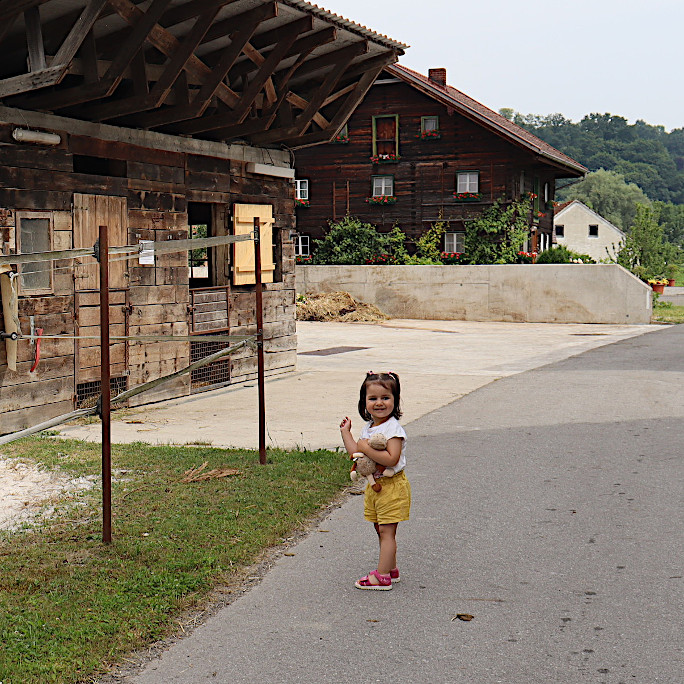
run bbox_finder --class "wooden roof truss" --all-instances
[0,0,404,147]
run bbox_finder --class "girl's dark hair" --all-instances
[358,372,402,421]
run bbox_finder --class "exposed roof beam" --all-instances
[80,3,221,121]
[0,0,50,23]
[24,6,46,71]
[130,3,277,128]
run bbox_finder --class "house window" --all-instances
[372,175,394,197]
[533,177,540,213]
[456,171,479,193]
[16,212,53,294]
[555,225,565,238]
[372,114,399,158]
[421,116,439,133]
[295,179,309,201]
[293,234,310,257]
[445,232,465,253]
[588,224,599,238]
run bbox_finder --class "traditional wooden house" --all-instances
[293,63,586,257]
[0,0,405,434]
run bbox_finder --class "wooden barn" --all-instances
[293,63,586,256]
[0,0,405,434]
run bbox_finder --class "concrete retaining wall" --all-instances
[296,264,652,324]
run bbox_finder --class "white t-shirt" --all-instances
[360,417,407,475]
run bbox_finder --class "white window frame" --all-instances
[372,176,394,197]
[293,233,310,256]
[456,171,479,193]
[16,211,54,295]
[421,116,439,133]
[444,232,465,253]
[295,179,309,200]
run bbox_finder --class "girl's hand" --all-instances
[339,416,352,432]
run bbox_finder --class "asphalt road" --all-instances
[123,324,683,684]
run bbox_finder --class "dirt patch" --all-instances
[296,291,389,322]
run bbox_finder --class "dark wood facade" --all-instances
[0,0,404,434]
[293,65,586,254]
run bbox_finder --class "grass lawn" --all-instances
[652,301,684,324]
[0,438,349,684]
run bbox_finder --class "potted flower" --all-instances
[365,195,397,205]
[366,253,398,265]
[295,254,312,264]
[295,198,310,208]
[440,251,465,265]
[453,191,482,202]
[665,263,678,287]
[334,133,349,144]
[370,153,400,163]
[417,129,441,140]
[647,277,668,294]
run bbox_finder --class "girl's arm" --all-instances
[339,416,359,457]
[357,436,402,468]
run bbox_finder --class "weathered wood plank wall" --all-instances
[0,121,296,433]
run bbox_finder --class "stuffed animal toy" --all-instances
[350,433,396,492]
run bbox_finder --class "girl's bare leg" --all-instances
[371,522,397,579]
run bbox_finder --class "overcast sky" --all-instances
[328,0,683,131]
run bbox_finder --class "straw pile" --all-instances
[296,291,389,322]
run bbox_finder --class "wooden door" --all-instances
[72,195,129,400]
[73,194,128,291]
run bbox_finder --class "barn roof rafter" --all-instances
[0,0,406,146]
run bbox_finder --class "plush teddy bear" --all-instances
[350,432,396,492]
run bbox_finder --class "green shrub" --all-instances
[311,216,389,264]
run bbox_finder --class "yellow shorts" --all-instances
[364,470,411,524]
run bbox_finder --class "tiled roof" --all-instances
[282,1,409,50]
[385,63,586,176]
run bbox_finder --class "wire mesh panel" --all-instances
[76,376,128,408]
[190,338,231,393]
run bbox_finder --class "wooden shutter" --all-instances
[232,204,275,285]
[73,194,128,290]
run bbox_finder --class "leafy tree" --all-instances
[406,217,446,264]
[559,169,649,231]
[616,204,678,279]
[463,196,531,264]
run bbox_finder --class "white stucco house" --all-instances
[553,200,625,261]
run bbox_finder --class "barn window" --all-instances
[16,212,53,294]
[588,224,599,238]
[456,171,479,193]
[372,115,399,159]
[445,232,465,253]
[295,179,309,200]
[372,175,394,197]
[555,224,565,238]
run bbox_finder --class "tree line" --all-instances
[499,110,684,246]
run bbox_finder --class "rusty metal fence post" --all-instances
[98,225,112,543]
[253,217,267,465]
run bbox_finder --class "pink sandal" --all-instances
[355,570,392,590]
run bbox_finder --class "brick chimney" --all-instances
[428,68,447,86]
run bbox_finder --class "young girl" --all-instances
[340,371,411,590]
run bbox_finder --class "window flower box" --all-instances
[440,251,465,265]
[365,195,397,205]
[370,153,400,163]
[334,134,349,144]
[295,198,310,208]
[453,192,482,202]
[366,253,398,265]
[417,130,441,140]
[296,255,312,264]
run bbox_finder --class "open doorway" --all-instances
[188,202,212,289]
